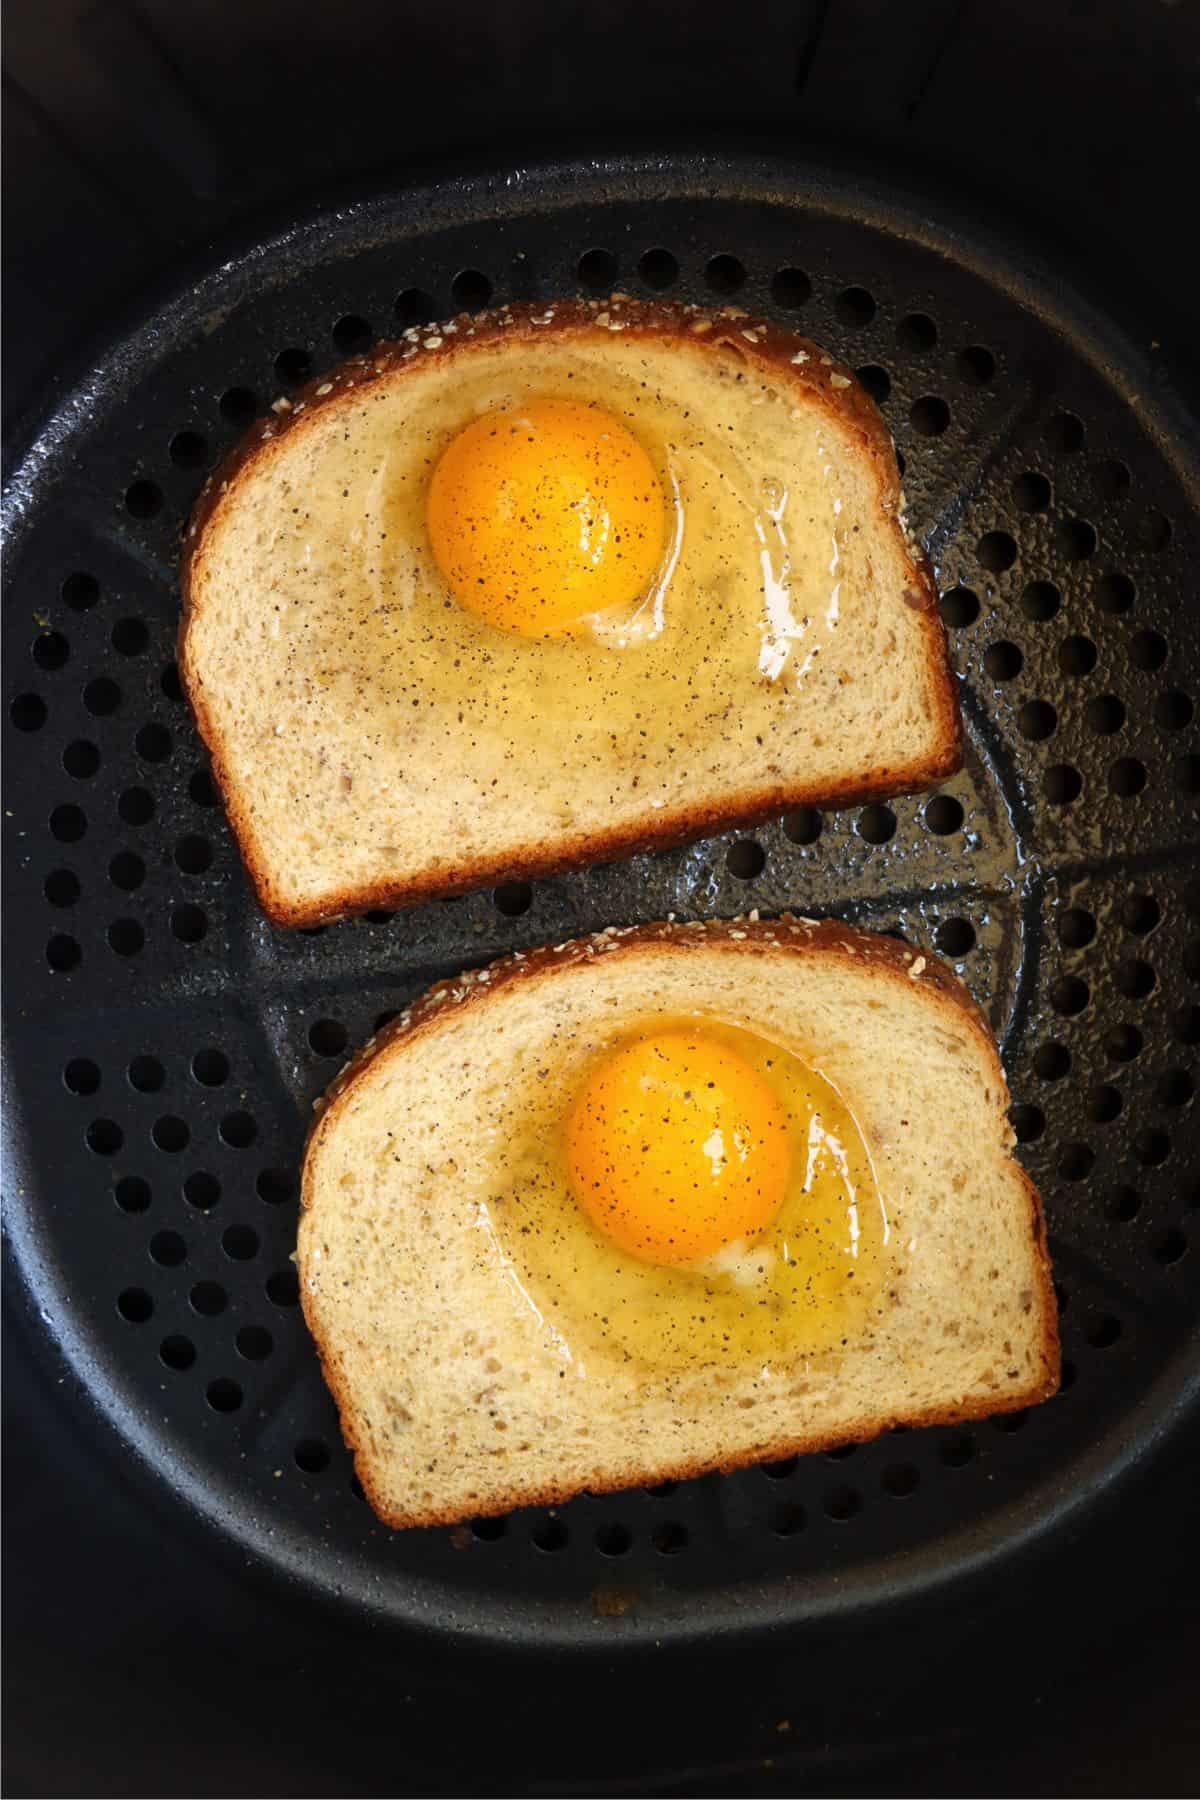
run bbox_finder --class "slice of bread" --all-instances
[298,918,1057,1528]
[181,297,960,926]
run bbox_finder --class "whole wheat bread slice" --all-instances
[181,297,960,926]
[298,918,1057,1528]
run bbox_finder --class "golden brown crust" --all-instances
[299,917,1059,1528]
[179,296,962,928]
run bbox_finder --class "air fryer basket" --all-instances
[4,153,1198,1647]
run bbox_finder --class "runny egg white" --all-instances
[481,1018,890,1375]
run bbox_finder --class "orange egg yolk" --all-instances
[426,399,666,636]
[564,1030,791,1266]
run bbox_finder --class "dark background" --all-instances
[5,1,1200,1794]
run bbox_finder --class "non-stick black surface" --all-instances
[4,154,1199,1647]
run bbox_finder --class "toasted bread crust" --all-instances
[300,917,1058,1529]
[180,297,961,928]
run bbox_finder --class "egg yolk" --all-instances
[564,1030,791,1265]
[425,399,666,636]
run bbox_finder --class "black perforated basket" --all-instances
[4,151,1199,1649]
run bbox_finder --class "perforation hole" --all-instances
[1131,630,1168,672]
[1021,581,1060,622]
[46,933,81,972]
[856,365,890,404]
[394,288,435,328]
[1136,509,1172,551]
[256,1168,295,1206]
[450,269,492,312]
[824,1485,862,1522]
[189,769,219,807]
[1134,1128,1170,1166]
[1154,1229,1187,1265]
[1059,635,1097,678]
[924,794,963,835]
[783,807,822,845]
[1097,572,1135,614]
[1109,757,1147,798]
[118,787,154,826]
[1051,975,1089,1016]
[266,1267,299,1306]
[159,1335,195,1371]
[219,387,257,426]
[1035,1043,1071,1081]
[32,630,69,671]
[1156,1069,1194,1108]
[160,664,183,703]
[152,1116,188,1153]
[957,345,994,383]
[124,480,163,519]
[770,1501,806,1536]
[1085,694,1125,736]
[169,431,207,469]
[128,1055,164,1093]
[62,572,99,610]
[939,586,978,628]
[114,1176,150,1214]
[118,1288,153,1324]
[638,248,678,289]
[835,286,875,327]
[595,1523,632,1557]
[651,1521,688,1554]
[294,1439,331,1474]
[940,1433,975,1467]
[910,396,949,436]
[331,314,372,352]
[882,1463,919,1498]
[1047,412,1084,454]
[1156,689,1193,731]
[1058,1143,1094,1181]
[82,677,120,717]
[1121,894,1160,936]
[1172,1006,1200,1045]
[184,1171,220,1211]
[149,1230,186,1267]
[220,1111,256,1148]
[206,1378,243,1413]
[1044,764,1083,805]
[11,694,46,731]
[533,1518,569,1553]
[977,531,1017,573]
[1087,1315,1122,1348]
[172,905,208,944]
[274,347,312,384]
[1057,908,1096,949]
[1010,1103,1045,1143]
[49,804,86,845]
[704,253,745,293]
[189,1280,226,1316]
[45,870,80,907]
[1018,700,1056,741]
[494,881,532,916]
[236,1326,272,1360]
[727,839,765,879]
[857,805,895,845]
[896,313,936,353]
[1115,958,1155,1000]
[985,641,1023,681]
[577,249,617,291]
[1110,1186,1141,1222]
[191,1048,229,1087]
[1104,1023,1143,1062]
[175,834,212,874]
[936,918,975,958]
[1012,472,1051,512]
[108,919,144,957]
[770,267,811,309]
[763,1456,798,1479]
[135,723,171,763]
[1173,755,1200,794]
[309,1019,348,1057]
[1088,1084,1122,1123]
[62,1058,99,1097]
[1091,459,1130,501]
[222,1224,259,1261]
